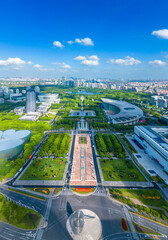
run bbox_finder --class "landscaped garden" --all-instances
[121,218,128,231]
[0,193,41,229]
[109,189,168,223]
[100,158,146,181]
[28,187,52,195]
[71,188,95,194]
[54,188,62,195]
[20,158,66,180]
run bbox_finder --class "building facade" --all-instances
[134,126,168,172]
[101,98,143,125]
[26,88,36,113]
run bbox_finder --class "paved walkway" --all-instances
[103,181,153,187]
[70,133,97,186]
[13,180,64,186]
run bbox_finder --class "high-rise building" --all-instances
[0,88,3,97]
[26,88,36,113]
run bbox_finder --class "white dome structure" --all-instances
[0,130,31,160]
[101,98,143,125]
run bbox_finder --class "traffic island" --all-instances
[66,209,102,240]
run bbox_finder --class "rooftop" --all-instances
[136,126,168,152]
[101,98,143,123]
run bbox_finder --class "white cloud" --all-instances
[152,29,168,39]
[53,41,64,48]
[81,59,99,66]
[148,60,167,66]
[74,56,86,61]
[28,61,32,65]
[108,56,141,66]
[75,37,94,46]
[34,64,51,71]
[89,55,99,61]
[67,40,73,45]
[62,64,71,69]
[75,55,100,66]
[52,62,65,65]
[0,57,26,66]
[34,64,42,68]
[52,62,71,69]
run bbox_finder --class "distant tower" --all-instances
[16,88,19,94]
[26,88,36,113]
[0,88,3,97]
[62,76,65,85]
[34,86,40,93]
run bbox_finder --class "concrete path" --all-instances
[13,180,64,186]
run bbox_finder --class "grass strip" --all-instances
[133,222,161,235]
[8,188,46,201]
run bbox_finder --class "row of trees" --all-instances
[95,133,126,158]
[39,133,71,157]
[108,134,126,158]
[53,118,75,130]
[91,121,109,129]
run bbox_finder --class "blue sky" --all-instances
[0,0,168,79]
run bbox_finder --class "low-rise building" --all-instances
[14,106,25,115]
[38,93,59,103]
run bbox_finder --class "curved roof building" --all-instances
[101,98,143,125]
[0,130,31,160]
[38,93,59,103]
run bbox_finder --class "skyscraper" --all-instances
[26,88,36,113]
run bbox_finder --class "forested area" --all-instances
[91,121,109,129]
[52,118,75,130]
[95,133,126,158]
[0,112,51,181]
[38,133,71,157]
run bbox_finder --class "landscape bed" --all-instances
[110,189,168,222]
[71,188,95,194]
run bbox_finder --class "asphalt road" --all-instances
[0,186,45,215]
[0,221,37,240]
[41,189,133,240]
[131,212,168,237]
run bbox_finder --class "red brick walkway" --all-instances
[70,134,97,186]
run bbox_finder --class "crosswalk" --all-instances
[0,226,36,240]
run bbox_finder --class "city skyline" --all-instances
[0,0,168,79]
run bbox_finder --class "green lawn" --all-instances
[20,158,66,180]
[100,158,146,181]
[8,188,45,201]
[0,193,41,229]
[110,189,168,209]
